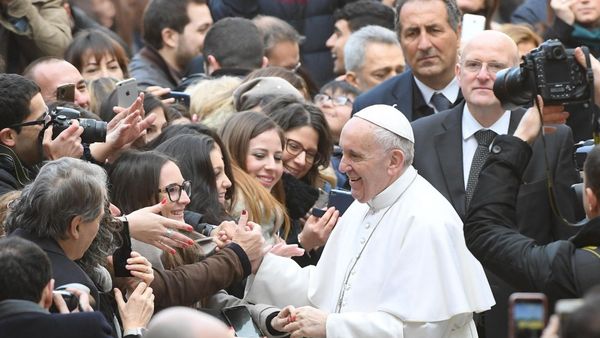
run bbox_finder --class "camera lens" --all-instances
[552,46,566,59]
[79,119,107,144]
[493,67,533,110]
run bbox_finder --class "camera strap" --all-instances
[536,46,595,228]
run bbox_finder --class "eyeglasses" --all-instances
[287,62,302,73]
[285,139,320,164]
[462,60,508,75]
[8,111,50,129]
[314,94,353,107]
[158,180,192,202]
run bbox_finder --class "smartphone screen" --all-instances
[116,78,138,108]
[57,83,75,102]
[222,306,263,337]
[509,293,547,338]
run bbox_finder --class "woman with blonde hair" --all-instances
[186,76,241,129]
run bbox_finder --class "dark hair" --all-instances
[143,0,206,50]
[144,93,172,123]
[396,0,461,33]
[0,236,52,303]
[319,79,361,98]
[334,0,395,32]
[0,74,41,132]
[584,146,600,202]
[203,17,264,71]
[156,134,233,224]
[108,150,173,214]
[64,29,130,78]
[263,99,332,186]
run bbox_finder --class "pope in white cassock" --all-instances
[245,104,495,338]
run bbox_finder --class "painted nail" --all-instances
[241,210,247,215]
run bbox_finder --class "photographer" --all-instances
[464,46,600,304]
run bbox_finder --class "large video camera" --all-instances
[493,40,593,110]
[50,107,107,144]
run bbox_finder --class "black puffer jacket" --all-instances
[208,0,356,87]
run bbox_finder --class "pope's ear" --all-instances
[388,148,405,173]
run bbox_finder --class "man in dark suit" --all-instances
[352,0,463,120]
[0,236,113,338]
[412,30,581,338]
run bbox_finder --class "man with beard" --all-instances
[129,0,213,89]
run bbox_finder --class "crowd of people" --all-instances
[1,0,600,337]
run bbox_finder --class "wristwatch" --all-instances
[124,327,147,337]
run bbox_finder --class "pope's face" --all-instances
[338,118,395,203]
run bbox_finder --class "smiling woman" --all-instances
[64,29,129,82]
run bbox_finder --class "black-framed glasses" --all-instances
[285,139,320,164]
[314,94,353,107]
[158,180,192,202]
[8,111,50,129]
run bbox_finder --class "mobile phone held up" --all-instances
[56,83,75,102]
[116,78,138,108]
[112,218,132,278]
[167,91,191,108]
[461,14,486,44]
[508,292,547,338]
[312,188,354,217]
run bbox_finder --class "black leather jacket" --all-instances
[465,135,600,303]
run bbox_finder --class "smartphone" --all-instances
[56,83,75,102]
[508,293,548,338]
[461,14,486,43]
[168,91,190,108]
[116,78,138,108]
[312,188,355,217]
[555,298,584,337]
[222,306,264,337]
[112,218,132,278]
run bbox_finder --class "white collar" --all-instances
[367,166,418,210]
[414,76,460,107]
[462,105,511,140]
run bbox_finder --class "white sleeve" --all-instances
[245,253,315,308]
[325,312,476,338]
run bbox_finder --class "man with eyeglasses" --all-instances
[411,30,581,338]
[0,73,85,195]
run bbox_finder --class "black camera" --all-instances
[49,290,80,313]
[493,40,593,110]
[50,107,107,144]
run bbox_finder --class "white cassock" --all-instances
[245,166,495,338]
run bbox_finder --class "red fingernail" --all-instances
[241,210,247,215]
[170,249,176,255]
[188,240,194,245]
[161,197,167,205]
[187,226,193,231]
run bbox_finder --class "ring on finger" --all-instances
[165,228,174,238]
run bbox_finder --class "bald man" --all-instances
[411,30,581,338]
[145,307,234,338]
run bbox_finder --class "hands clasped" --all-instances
[272,305,328,338]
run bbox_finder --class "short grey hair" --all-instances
[372,125,414,167]
[253,15,304,54]
[344,25,400,72]
[5,157,108,240]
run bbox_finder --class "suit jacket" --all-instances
[352,70,464,121]
[0,299,112,338]
[412,102,580,244]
